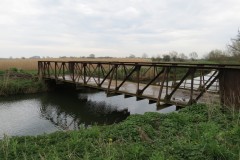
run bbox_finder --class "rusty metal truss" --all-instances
[38,61,240,107]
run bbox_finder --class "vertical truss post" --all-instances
[172,68,177,87]
[115,64,118,89]
[199,69,203,90]
[218,69,225,106]
[123,65,127,77]
[188,68,196,105]
[166,67,170,95]
[47,62,50,77]
[43,62,46,77]
[157,67,169,106]
[55,62,57,80]
[153,66,156,78]
[83,63,87,85]
[62,62,65,80]
[107,64,117,94]
[136,65,141,95]
[38,61,43,80]
[70,62,75,82]
[41,62,44,77]
[98,63,100,86]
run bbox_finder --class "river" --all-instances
[0,88,176,139]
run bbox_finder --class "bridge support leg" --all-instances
[38,61,43,80]
[219,69,240,108]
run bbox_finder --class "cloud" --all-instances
[0,0,240,58]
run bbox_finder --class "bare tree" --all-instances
[142,53,148,58]
[189,52,198,60]
[178,53,188,61]
[228,30,240,58]
[151,55,161,62]
[206,49,227,61]
[169,51,178,61]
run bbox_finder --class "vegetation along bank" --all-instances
[0,104,239,159]
[0,68,47,96]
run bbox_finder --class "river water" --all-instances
[0,88,176,139]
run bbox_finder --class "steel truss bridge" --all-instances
[38,61,240,107]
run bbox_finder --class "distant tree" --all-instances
[189,52,198,60]
[206,49,227,61]
[129,54,136,58]
[169,51,178,61]
[228,30,240,58]
[178,53,188,60]
[142,53,148,58]
[162,55,171,62]
[89,54,95,58]
[151,55,162,62]
[30,56,41,59]
[151,56,154,61]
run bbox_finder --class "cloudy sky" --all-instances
[0,0,240,58]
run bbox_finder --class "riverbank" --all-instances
[0,69,47,96]
[0,104,239,159]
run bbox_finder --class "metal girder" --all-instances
[38,61,240,107]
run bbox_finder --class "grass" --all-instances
[0,104,239,159]
[0,79,46,96]
[0,68,47,96]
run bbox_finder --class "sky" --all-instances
[0,0,240,58]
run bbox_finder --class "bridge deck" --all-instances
[46,75,219,106]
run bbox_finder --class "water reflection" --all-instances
[39,90,130,130]
[0,88,176,138]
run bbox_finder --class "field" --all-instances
[0,58,150,71]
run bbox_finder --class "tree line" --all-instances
[151,30,240,62]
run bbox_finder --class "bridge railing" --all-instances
[38,61,240,107]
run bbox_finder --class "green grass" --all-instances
[0,69,46,96]
[195,59,240,64]
[0,104,239,160]
[0,79,46,96]
[0,68,38,75]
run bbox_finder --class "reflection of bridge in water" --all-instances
[38,61,240,107]
[39,91,130,130]
[0,92,130,133]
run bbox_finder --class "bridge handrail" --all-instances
[38,61,240,70]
